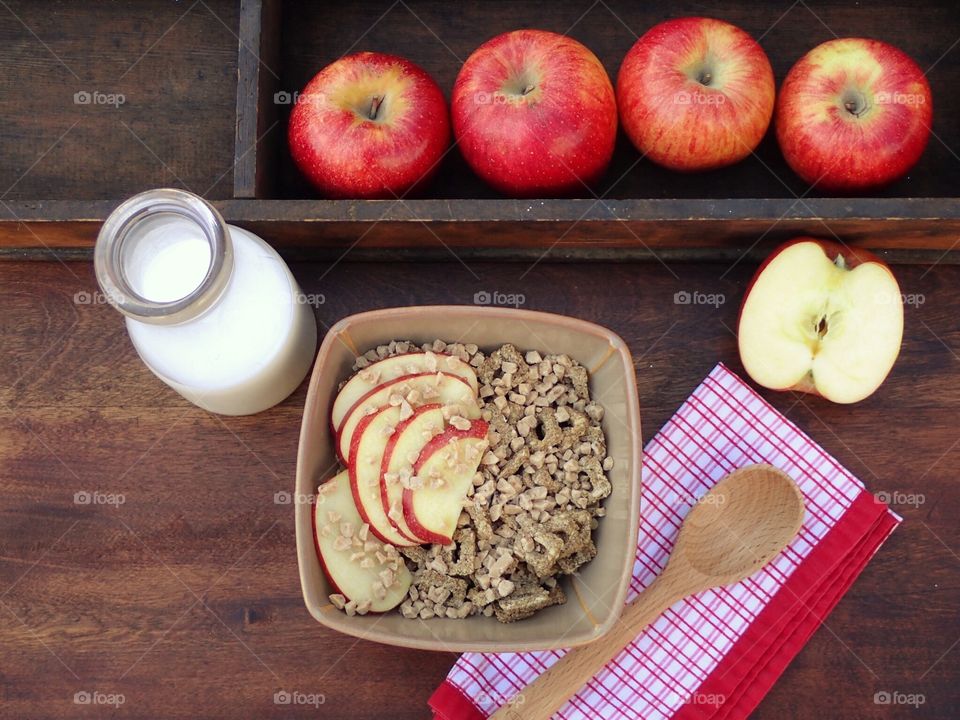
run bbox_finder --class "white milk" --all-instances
[122,217,317,415]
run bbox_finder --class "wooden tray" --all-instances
[2,0,958,261]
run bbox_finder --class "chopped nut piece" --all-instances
[329,593,346,609]
[449,415,471,431]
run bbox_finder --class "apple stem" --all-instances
[842,91,867,118]
[697,71,713,86]
[521,84,535,96]
[369,96,384,121]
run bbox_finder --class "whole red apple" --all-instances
[738,238,903,404]
[776,38,932,192]
[452,30,617,197]
[288,52,450,199]
[617,17,775,172]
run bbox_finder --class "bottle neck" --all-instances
[94,189,234,325]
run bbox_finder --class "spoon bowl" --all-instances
[675,464,806,585]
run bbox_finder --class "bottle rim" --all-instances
[94,188,233,325]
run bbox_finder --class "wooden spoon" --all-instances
[492,464,805,720]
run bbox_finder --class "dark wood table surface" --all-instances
[1,257,957,719]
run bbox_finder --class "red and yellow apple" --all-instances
[452,29,617,197]
[331,351,478,432]
[379,404,446,542]
[313,471,412,612]
[288,52,450,199]
[348,405,420,546]
[738,238,903,404]
[617,17,775,171]
[776,38,932,191]
[403,421,489,545]
[335,371,479,463]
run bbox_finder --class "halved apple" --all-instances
[380,403,446,542]
[348,405,420,546]
[331,352,479,431]
[336,372,480,463]
[313,471,411,613]
[403,421,489,545]
[738,238,903,404]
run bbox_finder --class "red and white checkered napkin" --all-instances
[430,363,901,720]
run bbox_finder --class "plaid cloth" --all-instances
[429,363,900,720]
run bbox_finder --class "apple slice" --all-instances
[349,405,420,546]
[380,403,446,542]
[403,420,489,545]
[738,238,903,404]
[336,372,480,463]
[331,352,478,431]
[313,471,411,613]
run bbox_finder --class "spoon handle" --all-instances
[491,570,691,720]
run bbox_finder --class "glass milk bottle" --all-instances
[94,189,317,415]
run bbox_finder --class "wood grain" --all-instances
[2,0,960,254]
[0,0,240,201]
[0,258,957,718]
[3,198,960,257]
[233,0,282,199]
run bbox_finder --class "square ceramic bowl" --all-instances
[295,306,641,652]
